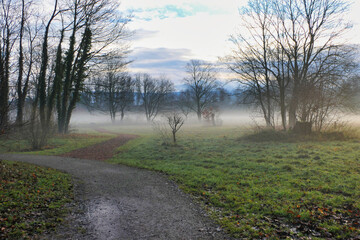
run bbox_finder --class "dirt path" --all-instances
[60,129,137,161]
[0,154,229,239]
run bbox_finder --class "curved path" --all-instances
[0,154,229,239]
[59,133,137,161]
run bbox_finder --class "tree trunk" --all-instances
[196,98,201,121]
[0,29,11,132]
[48,29,64,130]
[37,0,58,138]
[172,130,176,144]
[280,97,286,130]
[59,34,76,133]
[58,2,77,133]
[16,0,25,125]
[263,27,272,128]
[211,113,215,126]
[279,79,286,130]
[111,113,115,124]
[120,110,124,120]
[63,25,91,133]
[288,80,299,129]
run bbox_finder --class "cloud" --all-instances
[120,0,245,67]
[130,29,159,41]
[128,47,235,88]
[131,47,192,62]
[128,12,241,62]
[121,0,243,16]
[128,47,192,84]
[118,0,257,87]
[133,59,187,70]
[129,5,194,21]
[121,0,247,23]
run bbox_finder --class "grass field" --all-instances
[0,132,114,155]
[107,125,360,239]
[0,160,73,239]
[1,122,359,239]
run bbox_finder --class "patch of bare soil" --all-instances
[60,130,137,161]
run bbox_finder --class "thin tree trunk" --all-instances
[48,29,64,129]
[172,130,176,144]
[196,97,201,121]
[37,0,58,136]
[0,29,11,132]
[280,87,286,130]
[59,1,77,133]
[120,110,124,120]
[288,87,298,129]
[64,25,91,133]
[16,0,25,125]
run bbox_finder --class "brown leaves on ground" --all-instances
[261,204,360,239]
[55,133,108,139]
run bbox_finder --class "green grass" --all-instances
[109,126,360,239]
[0,133,114,155]
[0,160,73,239]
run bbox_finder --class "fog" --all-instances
[69,107,360,131]
[71,107,254,124]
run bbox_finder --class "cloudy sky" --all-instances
[119,0,360,87]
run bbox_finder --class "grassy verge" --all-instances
[0,160,73,239]
[109,126,360,239]
[0,133,115,155]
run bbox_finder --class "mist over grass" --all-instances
[69,107,360,136]
[70,108,257,127]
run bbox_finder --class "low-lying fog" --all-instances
[70,109,256,126]
[69,108,360,129]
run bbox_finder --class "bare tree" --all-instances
[295,46,358,131]
[55,0,131,133]
[83,55,134,123]
[0,0,18,132]
[223,0,289,128]
[19,0,131,149]
[225,0,354,130]
[271,0,351,128]
[166,112,185,144]
[15,0,26,125]
[183,60,218,121]
[27,0,60,148]
[15,0,39,126]
[37,0,59,138]
[135,73,174,122]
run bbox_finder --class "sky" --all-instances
[119,0,360,87]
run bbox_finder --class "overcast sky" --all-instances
[119,0,360,87]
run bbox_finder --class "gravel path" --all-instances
[0,153,229,239]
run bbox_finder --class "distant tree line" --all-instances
[81,58,233,124]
